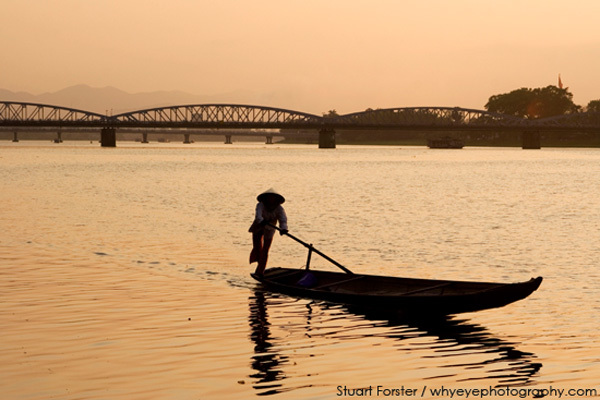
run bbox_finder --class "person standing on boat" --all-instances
[249,188,288,276]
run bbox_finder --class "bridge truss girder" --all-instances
[0,102,107,127]
[112,104,323,130]
[1,101,600,133]
[534,111,600,130]
[333,107,531,130]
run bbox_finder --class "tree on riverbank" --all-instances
[485,86,580,119]
[323,110,339,118]
[587,100,600,112]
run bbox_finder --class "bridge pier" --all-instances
[141,133,149,143]
[53,131,63,143]
[319,128,336,148]
[101,127,117,147]
[522,130,541,149]
[266,135,273,144]
[184,133,191,144]
[225,135,233,144]
[12,132,18,142]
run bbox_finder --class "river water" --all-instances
[1,141,599,399]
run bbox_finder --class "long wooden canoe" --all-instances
[251,268,542,315]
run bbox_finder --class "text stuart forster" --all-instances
[336,385,597,398]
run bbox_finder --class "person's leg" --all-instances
[250,232,263,264]
[255,233,274,275]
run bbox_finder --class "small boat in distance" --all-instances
[252,224,542,315]
[427,136,464,149]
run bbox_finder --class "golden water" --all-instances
[1,142,599,399]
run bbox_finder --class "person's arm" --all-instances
[254,202,265,224]
[277,206,288,233]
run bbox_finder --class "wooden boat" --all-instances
[251,268,542,315]
[252,224,542,315]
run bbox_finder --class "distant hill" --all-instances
[0,89,38,103]
[0,85,273,115]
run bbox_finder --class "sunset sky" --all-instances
[1,0,599,114]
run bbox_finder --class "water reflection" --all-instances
[248,290,291,395]
[340,304,542,385]
[248,289,541,396]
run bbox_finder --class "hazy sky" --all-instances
[2,0,599,113]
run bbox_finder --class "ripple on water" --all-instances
[3,145,600,398]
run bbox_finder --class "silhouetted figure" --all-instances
[249,188,288,275]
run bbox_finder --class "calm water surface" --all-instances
[1,141,599,399]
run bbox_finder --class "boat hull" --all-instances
[251,268,542,315]
[427,137,464,149]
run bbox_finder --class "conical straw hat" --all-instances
[257,188,285,204]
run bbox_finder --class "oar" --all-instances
[266,223,354,275]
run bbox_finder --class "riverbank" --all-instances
[282,129,600,147]
[3,130,600,147]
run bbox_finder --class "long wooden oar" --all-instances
[266,223,354,275]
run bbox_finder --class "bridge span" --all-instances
[1,101,599,148]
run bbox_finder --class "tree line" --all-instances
[485,86,599,119]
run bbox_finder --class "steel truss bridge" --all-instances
[2,101,599,148]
